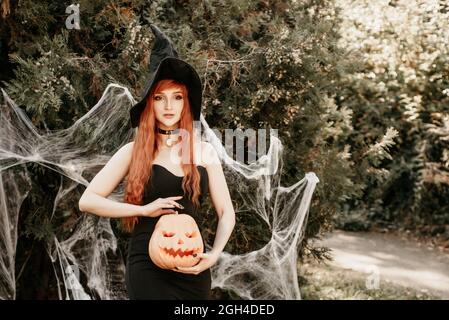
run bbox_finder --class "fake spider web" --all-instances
[0,83,319,300]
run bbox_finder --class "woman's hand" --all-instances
[139,195,184,218]
[172,251,221,275]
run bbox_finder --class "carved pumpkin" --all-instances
[148,213,203,269]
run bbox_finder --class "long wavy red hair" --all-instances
[122,79,202,233]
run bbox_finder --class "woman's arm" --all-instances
[78,141,142,218]
[202,141,236,255]
[79,191,142,218]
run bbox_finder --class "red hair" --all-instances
[121,79,202,233]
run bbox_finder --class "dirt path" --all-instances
[316,230,449,299]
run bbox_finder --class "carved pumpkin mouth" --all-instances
[160,247,199,258]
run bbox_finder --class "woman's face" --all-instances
[153,87,184,129]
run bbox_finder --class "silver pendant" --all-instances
[166,137,173,147]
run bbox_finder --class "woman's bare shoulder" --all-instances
[121,141,135,153]
[113,141,134,161]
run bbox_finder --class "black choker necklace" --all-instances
[157,127,180,147]
[157,127,180,135]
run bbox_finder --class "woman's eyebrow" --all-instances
[155,91,182,94]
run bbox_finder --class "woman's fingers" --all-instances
[166,195,183,200]
[175,266,200,275]
[155,199,176,208]
[195,252,206,259]
[160,209,177,215]
[172,267,185,273]
[157,197,183,209]
[168,200,184,209]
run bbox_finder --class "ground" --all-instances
[301,230,449,299]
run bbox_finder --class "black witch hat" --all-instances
[129,24,202,128]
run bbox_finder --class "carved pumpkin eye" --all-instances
[162,231,175,237]
[185,231,197,238]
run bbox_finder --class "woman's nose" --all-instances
[164,100,173,110]
[177,238,184,245]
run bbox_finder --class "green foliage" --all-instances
[336,0,449,230]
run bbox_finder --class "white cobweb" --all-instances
[0,83,319,300]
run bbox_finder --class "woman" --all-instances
[78,24,235,299]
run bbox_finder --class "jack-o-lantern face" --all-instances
[148,213,203,269]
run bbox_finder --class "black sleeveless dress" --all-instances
[125,164,212,300]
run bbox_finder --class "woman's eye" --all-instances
[154,95,181,100]
[163,231,175,237]
[185,232,196,238]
